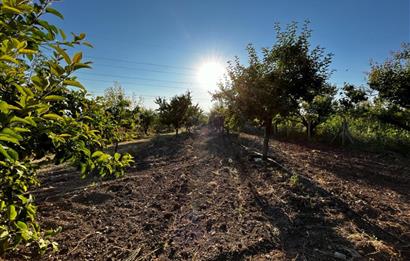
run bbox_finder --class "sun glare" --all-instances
[197,61,226,90]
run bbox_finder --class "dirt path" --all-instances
[17,128,409,260]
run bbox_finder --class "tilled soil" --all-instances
[16,128,410,260]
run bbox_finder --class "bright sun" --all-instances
[197,61,226,89]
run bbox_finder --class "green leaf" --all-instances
[17,195,27,204]
[0,55,19,64]
[59,29,67,40]
[52,241,59,252]
[80,162,87,174]
[72,63,92,70]
[44,95,65,101]
[0,230,9,239]
[52,45,71,64]
[0,101,19,113]
[91,151,104,158]
[1,128,23,140]
[43,114,63,121]
[63,79,85,89]
[19,48,37,55]
[6,147,19,161]
[49,62,65,76]
[1,5,22,14]
[72,52,82,64]
[0,101,9,113]
[45,7,64,19]
[97,153,110,162]
[10,116,36,126]
[0,201,5,211]
[0,134,20,145]
[45,227,61,238]
[8,205,17,221]
[0,145,12,161]
[26,204,36,218]
[16,221,31,241]
[13,127,31,133]
[73,33,86,41]
[31,75,49,88]
[15,221,27,231]
[83,41,94,48]
[16,40,28,49]
[14,84,27,96]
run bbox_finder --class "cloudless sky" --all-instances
[48,0,410,110]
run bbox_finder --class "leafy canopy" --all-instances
[0,0,133,255]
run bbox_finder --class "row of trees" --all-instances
[72,85,205,147]
[212,21,409,158]
[0,0,139,254]
[0,0,208,256]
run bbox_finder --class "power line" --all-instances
[76,72,194,85]
[79,78,191,90]
[85,56,196,72]
[42,46,199,73]
[87,91,211,102]
[79,78,212,93]
[93,63,196,77]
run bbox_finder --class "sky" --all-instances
[47,0,410,111]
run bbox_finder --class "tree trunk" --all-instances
[114,141,119,153]
[273,122,278,136]
[263,118,272,160]
[176,127,179,136]
[341,118,354,146]
[307,120,311,140]
[286,120,290,138]
[332,116,354,146]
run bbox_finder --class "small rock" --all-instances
[334,251,346,260]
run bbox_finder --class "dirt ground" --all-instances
[12,128,410,260]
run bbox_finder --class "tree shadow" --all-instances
[33,132,193,202]
[239,133,410,201]
[204,132,407,260]
[201,129,246,158]
[34,165,96,202]
[209,239,277,261]
[128,132,194,171]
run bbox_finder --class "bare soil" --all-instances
[13,128,410,260]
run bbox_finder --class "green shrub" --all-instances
[0,0,133,255]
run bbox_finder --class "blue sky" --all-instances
[48,0,409,110]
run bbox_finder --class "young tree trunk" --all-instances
[262,117,273,160]
[273,121,278,136]
[331,116,354,146]
[114,141,119,153]
[341,118,354,146]
[175,127,179,136]
[286,120,290,138]
[307,120,311,140]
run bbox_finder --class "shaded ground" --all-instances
[14,128,410,260]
